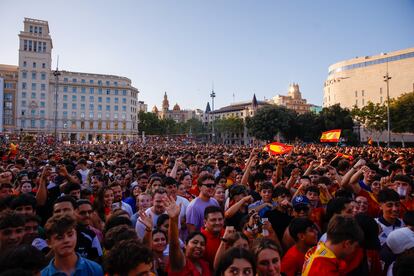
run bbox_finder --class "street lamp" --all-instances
[210,87,216,143]
[53,64,61,145]
[383,63,391,148]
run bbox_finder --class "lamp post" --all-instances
[53,66,60,145]
[383,64,391,148]
[210,88,216,143]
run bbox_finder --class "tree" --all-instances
[296,112,321,142]
[246,105,296,142]
[319,104,355,143]
[214,116,244,143]
[138,111,163,135]
[390,92,414,133]
[352,102,387,144]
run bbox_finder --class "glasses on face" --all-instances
[203,184,216,189]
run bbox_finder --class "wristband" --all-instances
[145,227,152,232]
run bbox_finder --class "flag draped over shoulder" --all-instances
[263,142,293,155]
[320,129,341,142]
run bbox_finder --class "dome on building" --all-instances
[152,105,159,113]
[173,103,181,111]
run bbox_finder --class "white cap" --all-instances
[386,227,414,254]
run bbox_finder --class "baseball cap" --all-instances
[386,227,414,254]
[292,195,310,208]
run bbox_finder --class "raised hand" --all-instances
[138,210,153,230]
[164,196,181,219]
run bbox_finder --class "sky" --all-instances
[1,0,413,111]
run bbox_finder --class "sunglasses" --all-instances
[203,184,216,188]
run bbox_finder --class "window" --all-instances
[72,87,77,93]
[89,121,94,129]
[63,103,68,109]
[106,105,110,111]
[98,105,102,111]
[114,121,118,130]
[63,86,68,92]
[98,121,102,130]
[22,71,27,79]
[63,95,68,101]
[32,72,36,79]
[40,110,45,117]
[98,97,102,103]
[114,89,119,95]
[114,113,118,119]
[31,83,36,90]
[90,96,94,102]
[34,26,38,33]
[122,113,126,119]
[33,62,36,68]
[22,83,27,89]
[81,112,85,118]
[89,79,94,84]
[64,78,68,82]
[114,81,118,86]
[106,89,110,95]
[362,90,365,97]
[81,96,85,102]
[106,97,110,103]
[21,101,26,107]
[81,104,85,110]
[122,98,126,104]
[98,112,102,119]
[31,109,36,116]
[122,106,126,111]
[106,112,110,119]
[33,41,37,52]
[106,121,110,130]
[380,88,383,95]
[41,73,46,80]
[98,80,102,85]
[122,122,126,130]
[40,93,46,99]
[72,78,77,83]
[89,104,94,110]
[41,84,46,91]
[81,121,85,129]
[42,63,46,69]
[122,90,127,96]
[106,81,110,86]
[30,25,33,33]
[98,88,102,95]
[23,61,27,67]
[28,40,32,51]
[22,92,27,98]
[114,98,119,104]
[31,92,36,99]
[72,111,76,117]
[81,79,85,83]
[31,120,36,128]
[63,121,68,129]
[81,87,86,93]
[89,112,94,119]
[24,40,28,51]
[21,119,26,128]
[72,95,77,101]
[72,103,77,109]
[90,88,94,94]
[40,102,45,108]
[114,106,119,111]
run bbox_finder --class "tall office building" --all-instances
[14,18,138,141]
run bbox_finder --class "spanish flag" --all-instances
[263,142,293,155]
[336,153,354,161]
[320,129,341,143]
[367,137,373,146]
[9,143,19,156]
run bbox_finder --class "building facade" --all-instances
[12,18,138,141]
[152,92,200,123]
[323,47,414,109]
[270,83,311,114]
[0,64,19,133]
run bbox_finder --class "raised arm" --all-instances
[166,196,185,272]
[36,166,50,206]
[225,195,252,219]
[340,159,365,194]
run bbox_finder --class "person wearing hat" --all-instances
[385,227,414,276]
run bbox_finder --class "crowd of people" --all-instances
[0,137,413,275]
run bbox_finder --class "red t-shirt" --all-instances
[168,258,212,276]
[200,227,224,266]
[281,245,306,276]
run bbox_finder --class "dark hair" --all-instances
[197,173,215,187]
[10,194,36,210]
[103,225,138,251]
[253,172,267,183]
[393,174,413,188]
[289,218,315,242]
[104,216,132,234]
[226,232,249,247]
[54,195,77,209]
[325,197,352,223]
[44,214,77,239]
[0,245,46,273]
[403,211,414,227]
[327,215,364,244]
[63,182,81,195]
[378,188,400,203]
[179,172,191,183]
[152,229,167,242]
[156,214,169,229]
[93,186,113,221]
[354,214,381,250]
[393,254,414,276]
[75,199,93,209]
[105,239,153,275]
[229,185,247,199]
[305,186,320,195]
[252,238,282,258]
[204,205,224,220]
[163,177,178,187]
[215,248,256,276]
[185,231,206,245]
[0,210,25,230]
[273,186,290,198]
[258,182,273,192]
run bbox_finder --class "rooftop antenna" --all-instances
[233,92,235,104]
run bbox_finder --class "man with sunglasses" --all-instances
[186,173,219,233]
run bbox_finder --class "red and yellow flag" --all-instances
[9,143,19,156]
[263,142,293,155]
[336,153,354,161]
[367,137,373,145]
[320,129,341,142]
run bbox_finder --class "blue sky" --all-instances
[1,0,413,111]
